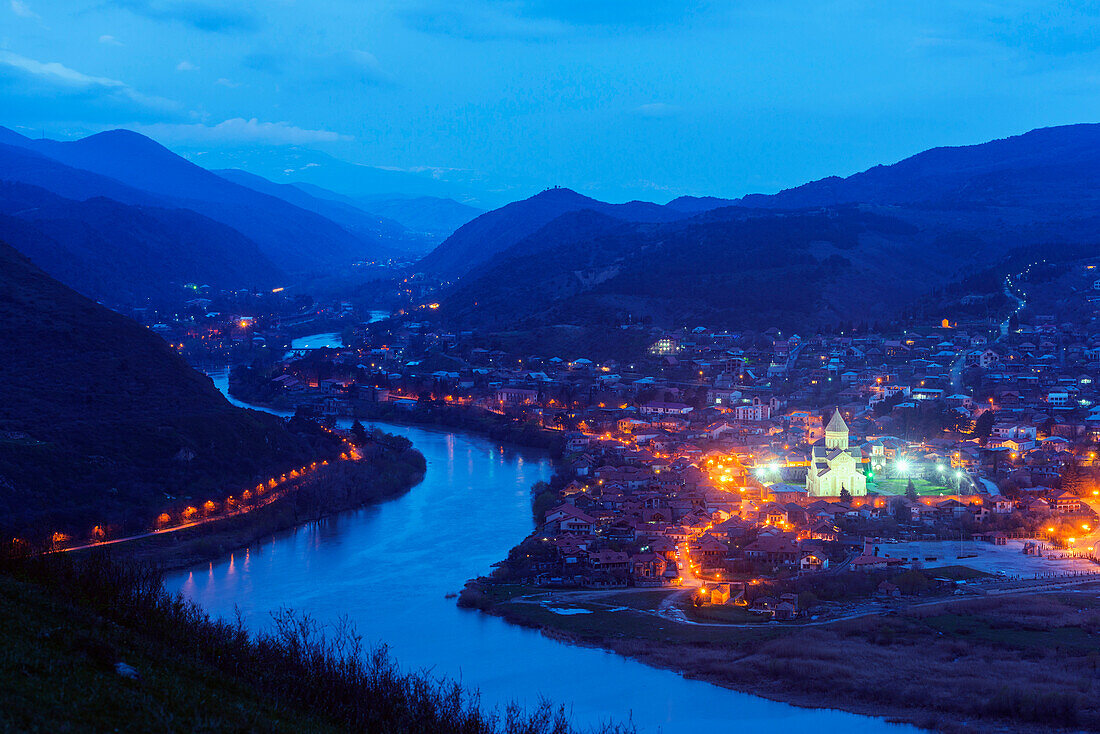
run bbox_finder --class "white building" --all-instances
[806,410,867,497]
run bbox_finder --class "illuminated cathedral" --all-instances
[806,409,867,497]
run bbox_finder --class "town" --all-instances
[137,257,1100,623]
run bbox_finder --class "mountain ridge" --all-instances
[0,127,400,271]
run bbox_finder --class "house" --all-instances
[800,553,828,572]
[690,535,729,568]
[743,534,800,565]
[640,401,694,416]
[544,505,598,534]
[695,581,730,607]
[631,552,668,582]
[587,550,629,571]
[850,538,905,572]
[496,387,538,406]
[876,581,901,598]
[1051,491,1084,513]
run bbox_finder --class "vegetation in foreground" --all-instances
[463,582,1100,733]
[0,553,631,734]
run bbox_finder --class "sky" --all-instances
[3,1,1100,205]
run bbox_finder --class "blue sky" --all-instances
[3,1,1100,204]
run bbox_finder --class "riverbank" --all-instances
[462,580,1099,733]
[227,368,565,454]
[85,431,426,571]
[351,401,566,454]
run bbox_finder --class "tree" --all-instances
[1060,462,1085,496]
[351,419,367,445]
[840,486,852,503]
[905,478,918,500]
[893,570,931,596]
[973,410,995,440]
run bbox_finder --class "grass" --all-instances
[597,590,678,610]
[682,603,769,624]
[869,477,956,496]
[923,565,993,581]
[0,572,337,733]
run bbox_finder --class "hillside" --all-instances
[0,181,284,303]
[443,206,927,331]
[0,240,332,538]
[438,124,1100,331]
[0,128,399,271]
[417,187,703,278]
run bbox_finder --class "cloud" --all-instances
[338,49,394,86]
[214,77,240,88]
[132,118,353,145]
[10,0,38,19]
[98,34,123,46]
[0,50,178,110]
[175,59,198,71]
[118,0,261,33]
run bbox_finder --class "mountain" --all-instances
[438,124,1100,331]
[0,180,284,303]
[291,183,482,244]
[351,194,484,241]
[213,168,430,256]
[733,123,1100,212]
[0,140,162,207]
[417,187,703,278]
[0,127,399,271]
[443,206,927,331]
[0,239,331,537]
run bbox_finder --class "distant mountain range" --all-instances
[0,181,284,303]
[417,186,697,279]
[0,239,330,537]
[434,124,1100,331]
[310,188,484,243]
[0,126,482,304]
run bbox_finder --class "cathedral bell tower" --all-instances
[824,409,849,450]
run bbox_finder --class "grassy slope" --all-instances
[0,572,338,733]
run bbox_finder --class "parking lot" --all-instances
[878,538,1098,578]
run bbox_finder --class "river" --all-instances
[166,372,914,733]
